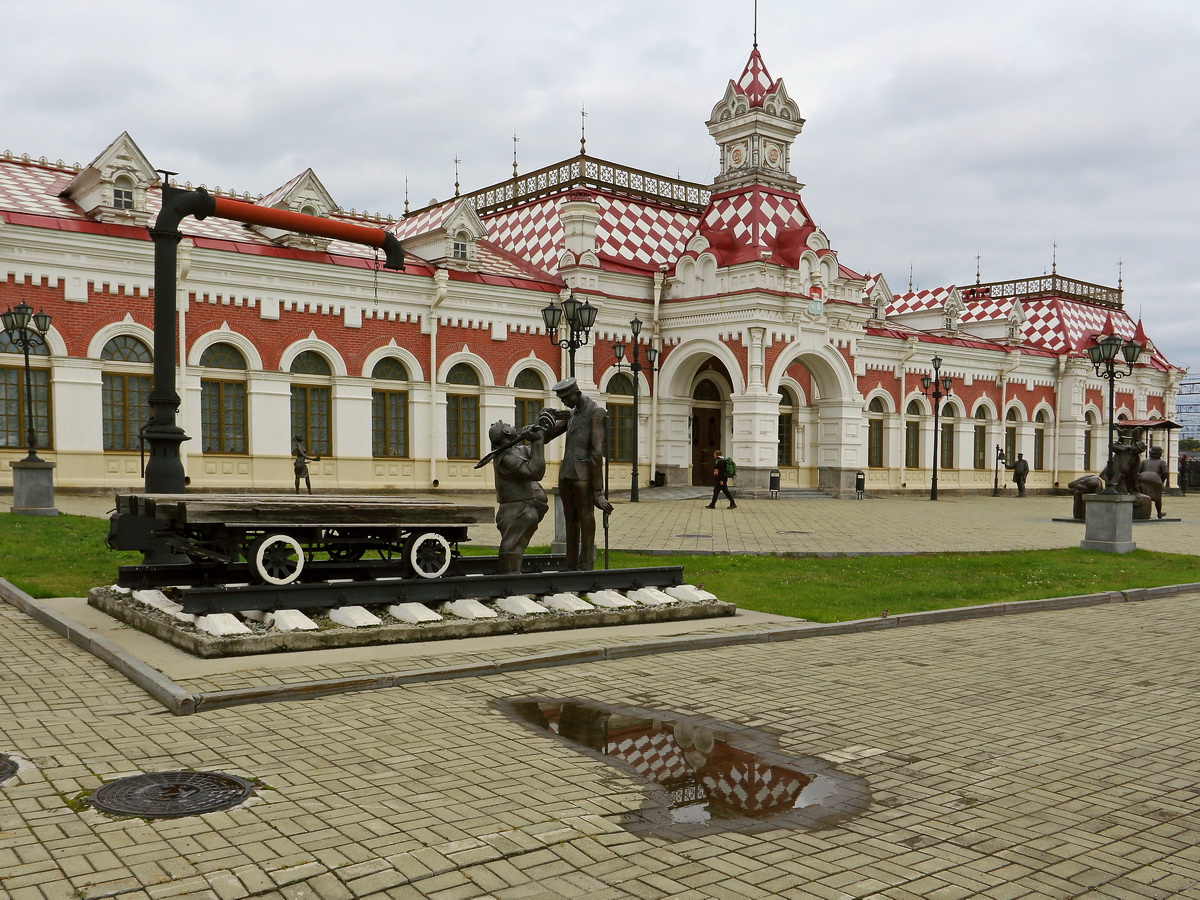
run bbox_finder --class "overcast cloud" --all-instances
[4,0,1197,374]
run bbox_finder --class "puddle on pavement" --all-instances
[496,698,871,839]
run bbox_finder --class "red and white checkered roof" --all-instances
[734,48,781,107]
[703,188,807,245]
[887,286,958,315]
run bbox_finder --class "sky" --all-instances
[4,0,1198,377]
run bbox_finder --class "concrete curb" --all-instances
[3,577,1199,716]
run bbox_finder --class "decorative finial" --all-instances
[909,262,914,293]
[1052,240,1057,275]
[513,131,520,178]
[1118,258,1124,294]
[404,174,409,215]
[454,155,461,198]
[753,0,759,48]
[975,252,982,286]
[580,105,588,157]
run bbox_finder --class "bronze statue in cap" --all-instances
[540,377,613,570]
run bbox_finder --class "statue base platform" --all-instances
[8,459,57,516]
[1080,493,1136,553]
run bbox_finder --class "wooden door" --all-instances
[692,407,722,485]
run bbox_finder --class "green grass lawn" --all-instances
[2,513,1196,622]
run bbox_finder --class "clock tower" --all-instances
[706,47,805,192]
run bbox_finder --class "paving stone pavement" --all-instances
[2,492,1199,899]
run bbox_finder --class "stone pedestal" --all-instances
[1081,492,1134,554]
[550,487,566,555]
[8,459,58,516]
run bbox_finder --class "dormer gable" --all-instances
[61,132,156,226]
[398,199,487,271]
[249,169,338,252]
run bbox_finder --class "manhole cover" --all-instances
[89,771,255,818]
[0,754,17,784]
[674,533,712,538]
[776,531,811,535]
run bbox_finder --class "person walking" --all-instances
[705,450,737,509]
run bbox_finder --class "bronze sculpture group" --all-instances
[485,377,613,573]
[1068,425,1174,519]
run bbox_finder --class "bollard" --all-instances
[855,469,865,500]
[769,467,781,499]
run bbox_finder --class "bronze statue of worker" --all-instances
[1103,426,1146,493]
[540,377,613,570]
[1138,446,1170,519]
[489,420,550,573]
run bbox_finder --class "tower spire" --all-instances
[580,105,588,156]
[753,0,758,48]
[512,131,519,178]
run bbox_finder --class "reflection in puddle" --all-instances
[499,698,871,837]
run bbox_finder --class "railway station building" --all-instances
[0,48,1186,497]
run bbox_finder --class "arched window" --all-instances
[940,405,956,469]
[372,357,409,458]
[1033,410,1050,470]
[867,397,886,468]
[778,387,796,467]
[452,230,470,261]
[973,407,990,469]
[513,368,545,431]
[290,351,333,455]
[101,335,152,451]
[113,174,135,211]
[905,400,922,469]
[200,343,248,454]
[446,362,480,460]
[693,380,721,402]
[607,373,634,463]
[1,329,52,453]
[1005,407,1019,463]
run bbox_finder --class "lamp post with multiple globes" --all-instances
[920,355,953,501]
[1086,323,1143,494]
[612,316,658,503]
[1,302,53,462]
[540,291,598,379]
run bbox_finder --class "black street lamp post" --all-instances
[920,355,953,501]
[1,302,52,462]
[1086,326,1143,494]
[541,291,598,378]
[613,316,658,503]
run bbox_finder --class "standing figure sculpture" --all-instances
[540,377,613,570]
[292,436,320,495]
[1103,426,1146,493]
[488,420,549,573]
[1137,446,1170,519]
[1004,452,1030,497]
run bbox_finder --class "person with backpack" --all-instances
[705,450,737,509]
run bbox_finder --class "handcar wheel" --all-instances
[249,533,306,585]
[324,529,365,562]
[404,532,453,579]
